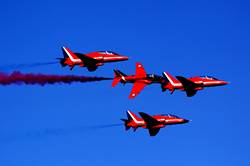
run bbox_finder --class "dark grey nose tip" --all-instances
[183,119,189,123]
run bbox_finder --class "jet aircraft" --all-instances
[121,110,189,136]
[162,72,228,97]
[58,47,129,71]
[112,62,164,99]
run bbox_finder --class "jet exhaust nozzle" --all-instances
[121,119,131,131]
[57,58,67,67]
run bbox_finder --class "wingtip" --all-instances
[136,62,143,68]
[128,94,136,99]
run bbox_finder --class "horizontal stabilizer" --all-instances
[56,58,67,67]
[121,119,131,131]
[112,77,121,87]
[129,82,147,99]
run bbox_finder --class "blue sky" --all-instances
[0,0,250,165]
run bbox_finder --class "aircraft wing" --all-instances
[129,82,147,99]
[148,128,161,136]
[176,76,198,97]
[138,112,161,127]
[139,112,162,136]
[135,62,147,77]
[75,53,99,64]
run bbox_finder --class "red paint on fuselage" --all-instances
[64,52,128,66]
[120,75,164,85]
[82,52,129,62]
[163,74,228,92]
[125,112,188,130]
[61,47,129,70]
[112,63,165,98]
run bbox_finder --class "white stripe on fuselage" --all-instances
[203,81,222,85]
[163,72,182,86]
[63,47,81,63]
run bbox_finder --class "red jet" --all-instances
[112,62,164,99]
[58,47,129,71]
[162,72,228,97]
[121,110,189,136]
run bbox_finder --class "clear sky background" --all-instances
[0,0,249,165]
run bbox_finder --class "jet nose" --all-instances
[118,55,129,61]
[217,80,229,86]
[221,81,229,85]
[104,54,129,62]
[182,119,189,123]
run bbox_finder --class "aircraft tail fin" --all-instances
[114,69,127,77]
[126,110,141,124]
[112,69,127,87]
[61,46,80,62]
[162,72,180,86]
[120,110,141,131]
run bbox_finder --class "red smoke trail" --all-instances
[0,71,112,85]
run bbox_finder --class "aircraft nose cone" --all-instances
[118,55,129,61]
[216,80,229,86]
[104,54,129,62]
[221,81,229,85]
[183,119,189,123]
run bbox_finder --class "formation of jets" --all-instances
[58,46,229,136]
[110,62,228,99]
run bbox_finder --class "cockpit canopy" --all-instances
[161,114,179,118]
[200,76,218,80]
[147,74,162,79]
[98,51,118,55]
